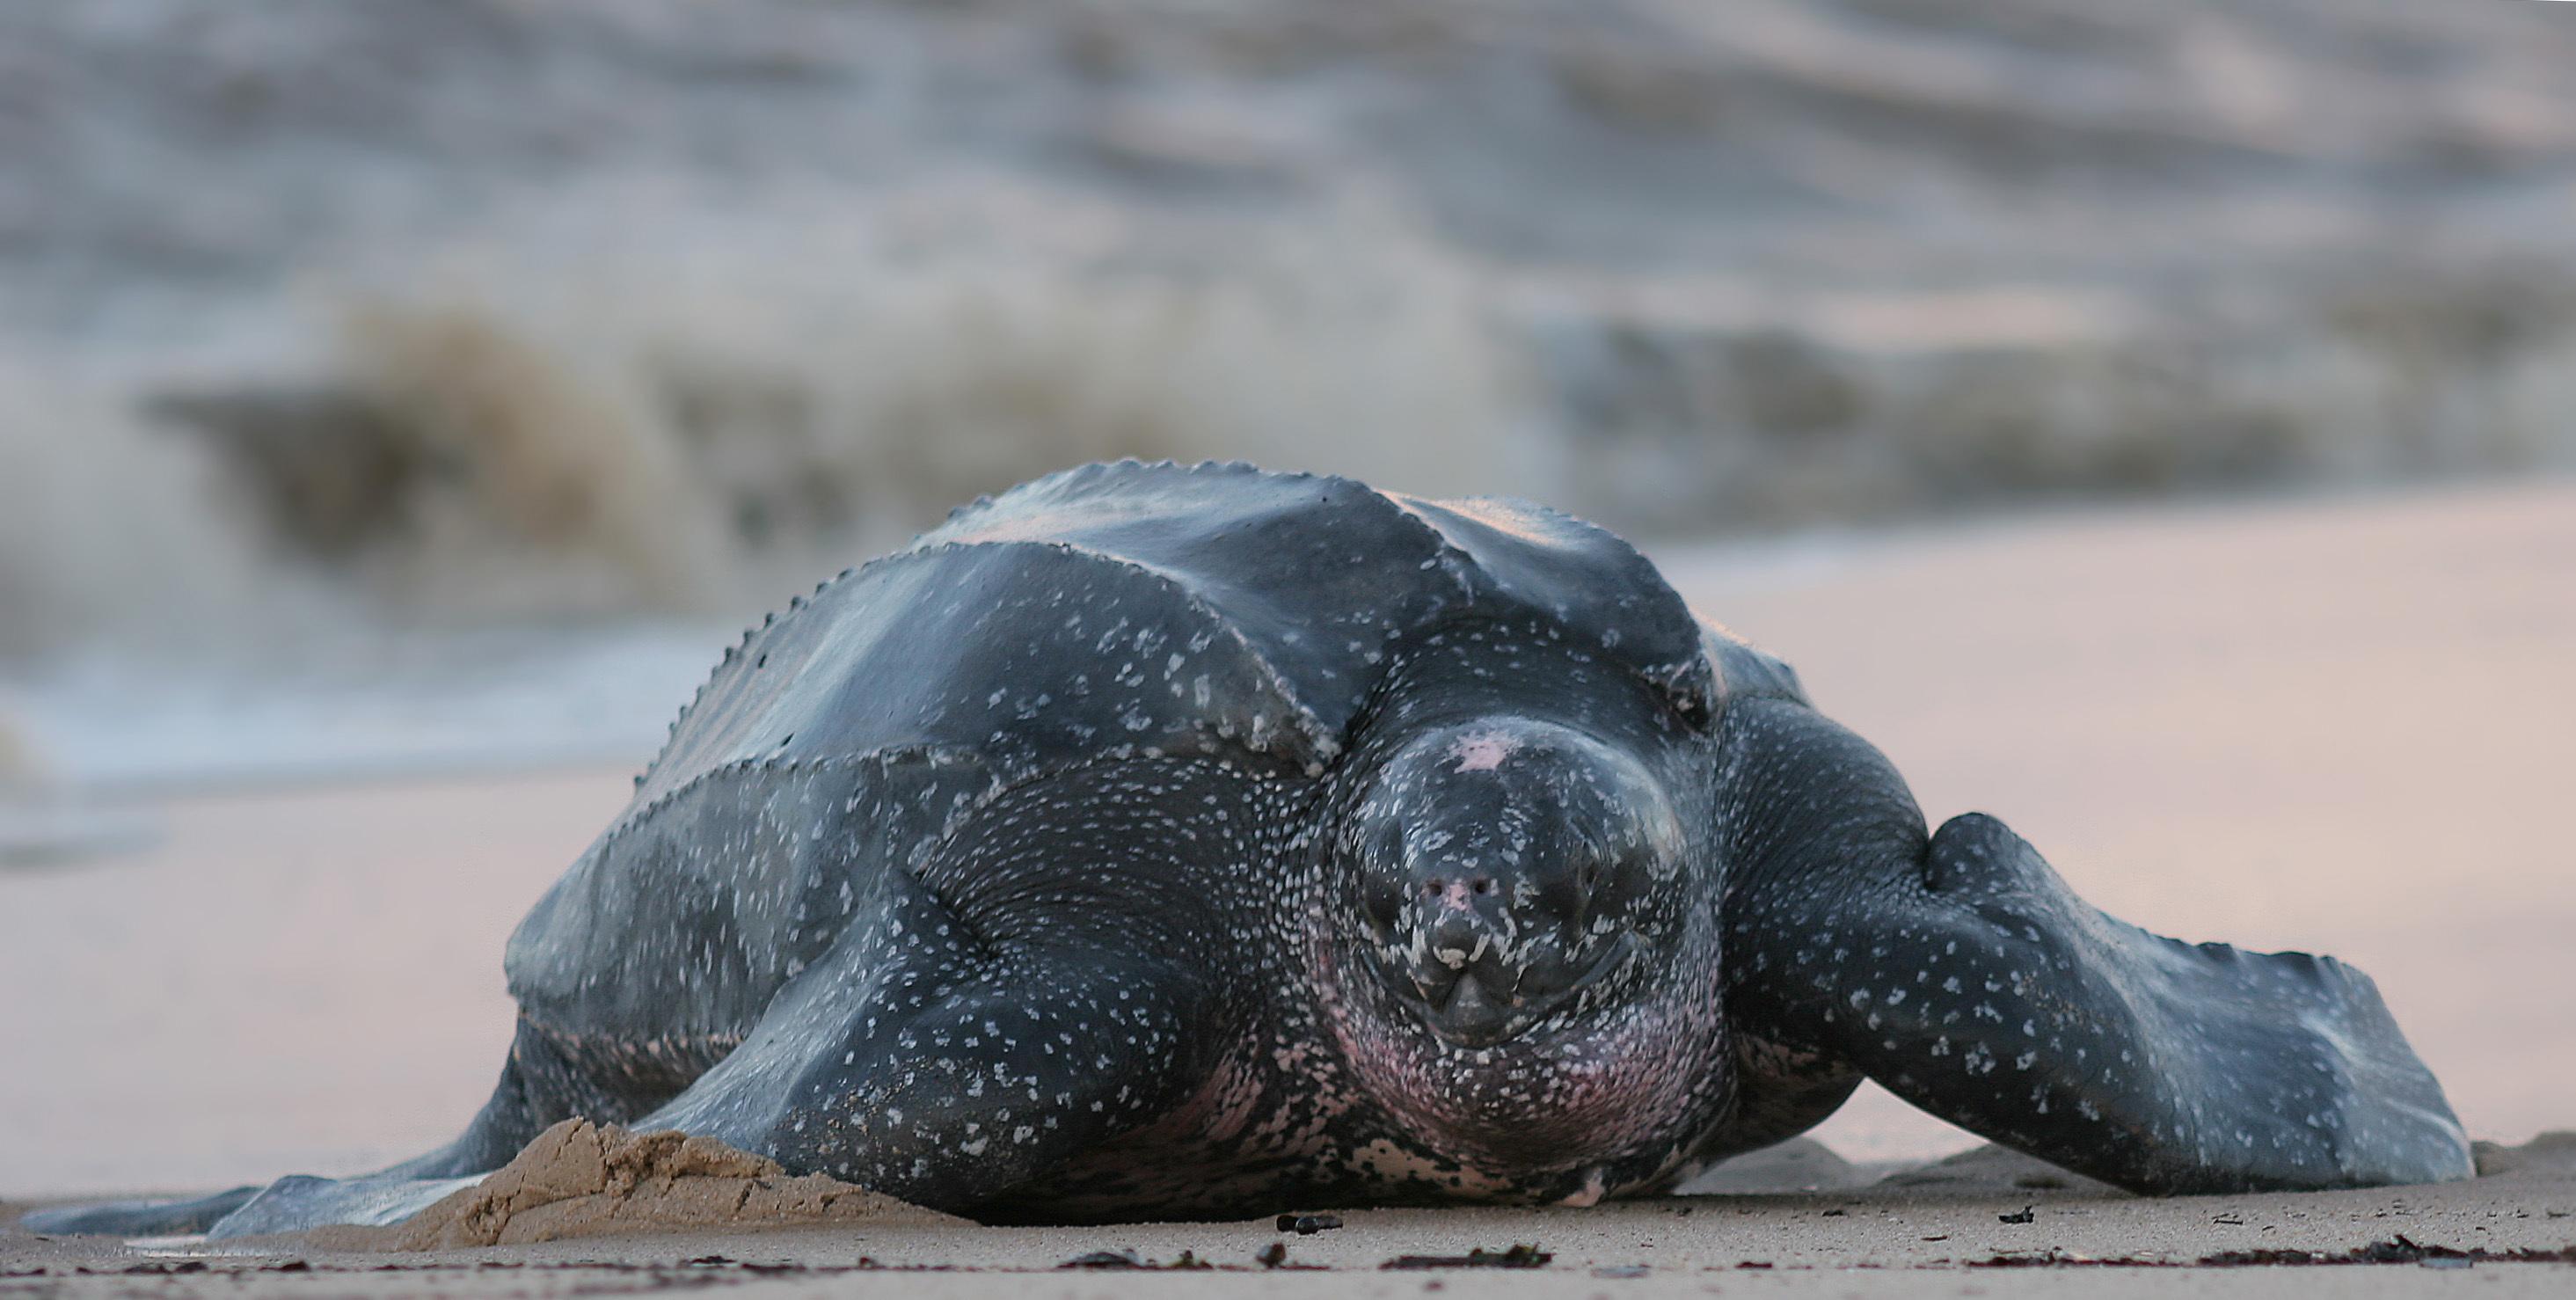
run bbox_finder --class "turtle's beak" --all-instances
[1422,970,1518,1047]
[1368,902,1638,1048]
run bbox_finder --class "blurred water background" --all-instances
[2,0,2573,1190]
[5,0,2576,797]
[4,0,2576,792]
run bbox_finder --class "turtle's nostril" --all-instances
[1470,877,1494,896]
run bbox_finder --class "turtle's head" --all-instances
[1338,717,1685,1048]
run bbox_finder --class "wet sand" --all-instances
[3,481,2571,1293]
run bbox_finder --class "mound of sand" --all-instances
[309,1119,960,1251]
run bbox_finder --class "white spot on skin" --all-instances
[1447,731,1519,773]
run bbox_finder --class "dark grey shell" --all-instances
[503,461,1740,1048]
[642,460,1717,793]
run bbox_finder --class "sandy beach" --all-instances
[4,481,2571,1294]
[5,1135,2574,1296]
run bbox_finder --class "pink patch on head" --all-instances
[1449,731,1517,773]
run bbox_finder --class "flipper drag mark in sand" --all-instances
[27,462,2473,1238]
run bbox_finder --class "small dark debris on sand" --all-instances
[1059,1249,1144,1269]
[1057,1248,1214,1270]
[678,1254,804,1274]
[1382,1244,1551,1270]
[1967,1234,2576,1269]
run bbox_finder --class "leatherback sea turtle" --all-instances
[32,461,2470,1238]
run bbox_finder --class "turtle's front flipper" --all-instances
[634,755,1254,1214]
[639,926,1220,1213]
[1719,700,2472,1194]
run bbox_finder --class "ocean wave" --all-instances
[7,0,2576,673]
[10,247,2576,672]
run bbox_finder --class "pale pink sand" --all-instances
[0,482,2567,1199]
[0,771,624,1196]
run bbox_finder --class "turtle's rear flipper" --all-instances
[209,1174,478,1238]
[19,1185,260,1236]
[19,1173,482,1241]
[22,1174,486,1241]
[1721,704,2473,1194]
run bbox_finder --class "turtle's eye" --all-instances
[1573,857,1605,908]
[1360,878,1405,940]
[1545,846,1645,928]
[1345,819,1411,940]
